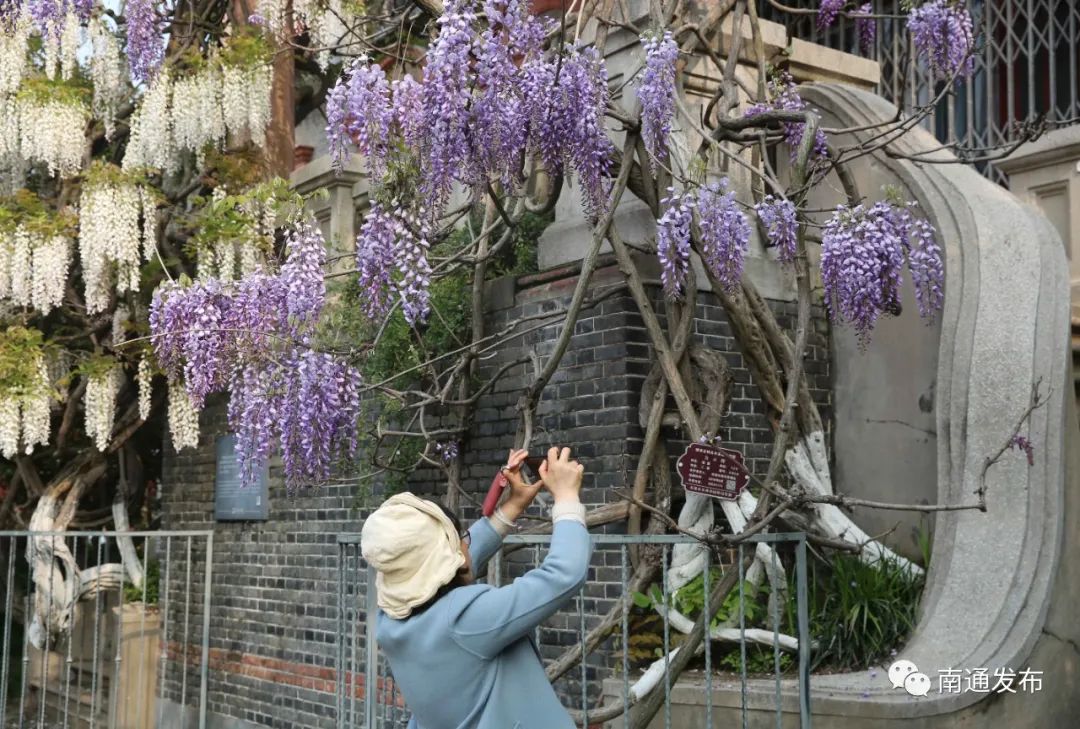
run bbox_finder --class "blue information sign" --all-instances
[214,434,269,521]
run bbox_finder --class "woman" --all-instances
[361,446,591,729]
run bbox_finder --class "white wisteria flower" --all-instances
[0,15,30,97]
[80,173,155,313]
[137,357,153,421]
[0,396,19,459]
[221,63,272,147]
[89,19,127,139]
[0,355,52,457]
[17,96,89,177]
[20,358,51,454]
[30,235,71,314]
[59,11,81,81]
[85,365,121,452]
[7,228,31,307]
[123,71,173,171]
[172,66,226,156]
[168,382,200,451]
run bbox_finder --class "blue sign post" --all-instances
[214,434,270,521]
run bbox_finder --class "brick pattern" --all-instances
[159,263,830,727]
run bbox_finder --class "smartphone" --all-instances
[522,456,546,479]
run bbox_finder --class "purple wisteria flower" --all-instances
[325,58,393,174]
[395,209,433,326]
[26,0,93,35]
[280,221,328,339]
[126,0,165,85]
[470,0,549,188]
[392,75,426,152]
[908,0,976,81]
[817,0,845,32]
[150,219,362,489]
[355,203,400,321]
[656,188,694,300]
[322,0,613,227]
[855,3,876,56]
[435,441,460,462]
[150,280,232,408]
[904,212,944,318]
[755,195,798,263]
[1009,435,1035,466]
[354,203,433,326]
[524,47,615,220]
[637,31,679,172]
[820,200,944,339]
[422,0,479,205]
[696,180,750,293]
[744,73,828,166]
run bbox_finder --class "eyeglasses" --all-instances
[461,531,471,546]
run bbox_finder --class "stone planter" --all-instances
[28,601,162,729]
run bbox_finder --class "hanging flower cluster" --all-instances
[41,9,81,81]
[356,202,433,325]
[0,326,52,458]
[656,180,752,299]
[167,381,200,451]
[755,195,798,262]
[855,3,876,56]
[0,13,29,97]
[435,441,459,463]
[123,33,273,171]
[657,189,694,300]
[125,0,164,85]
[0,190,76,314]
[123,71,172,171]
[79,163,158,313]
[820,199,944,339]
[150,220,363,487]
[14,78,89,177]
[327,0,614,325]
[24,0,92,37]
[637,30,679,172]
[817,0,845,32]
[83,357,120,452]
[89,19,127,139]
[743,72,828,166]
[908,0,975,81]
[696,180,751,293]
[137,356,152,421]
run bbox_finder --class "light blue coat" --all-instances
[375,517,593,729]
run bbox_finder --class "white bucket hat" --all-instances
[360,492,466,619]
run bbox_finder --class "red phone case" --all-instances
[482,471,508,517]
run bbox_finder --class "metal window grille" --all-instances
[758,0,1080,185]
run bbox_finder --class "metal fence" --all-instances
[337,531,811,729]
[0,530,213,729]
[759,0,1080,185]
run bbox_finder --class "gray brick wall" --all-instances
[160,262,830,727]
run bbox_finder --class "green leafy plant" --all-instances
[123,559,160,605]
[804,554,924,671]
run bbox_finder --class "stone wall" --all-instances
[158,260,831,729]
